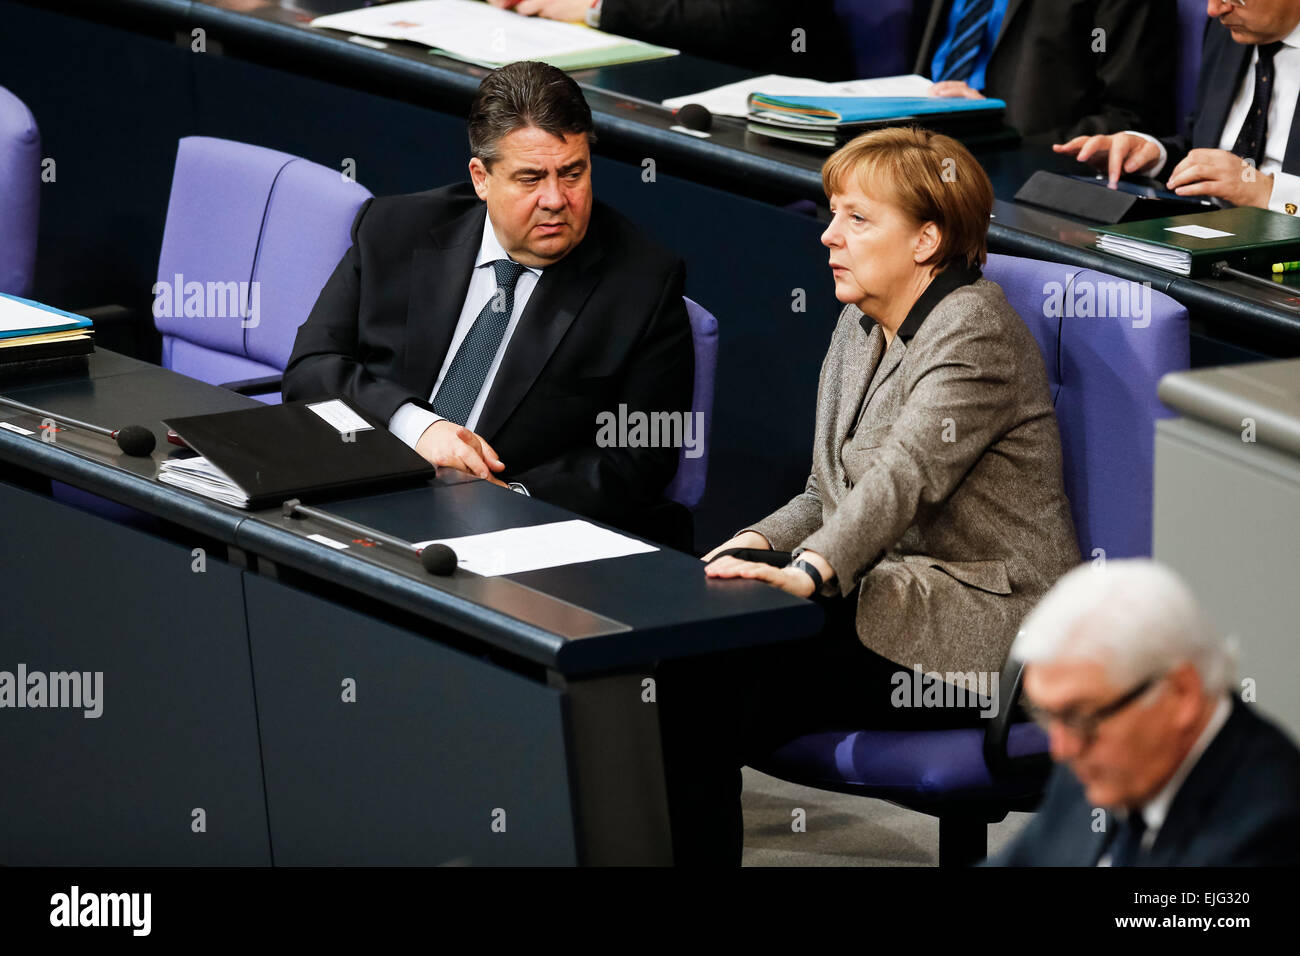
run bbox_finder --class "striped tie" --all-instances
[938,0,995,83]
[431,258,528,426]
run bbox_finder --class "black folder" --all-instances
[163,398,435,509]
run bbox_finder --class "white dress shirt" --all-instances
[1097,694,1233,866]
[387,213,543,447]
[1131,22,1300,215]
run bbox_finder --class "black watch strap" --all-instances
[789,558,824,593]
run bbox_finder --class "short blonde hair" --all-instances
[821,126,994,271]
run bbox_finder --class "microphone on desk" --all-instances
[0,394,157,457]
[282,498,460,576]
[676,103,713,133]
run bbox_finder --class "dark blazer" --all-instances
[601,0,852,80]
[913,0,1177,142]
[990,698,1300,866]
[1161,18,1300,175]
[283,183,694,534]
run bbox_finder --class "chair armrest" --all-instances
[220,374,283,396]
[982,656,1051,777]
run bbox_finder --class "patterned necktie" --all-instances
[937,0,995,83]
[1231,41,1285,169]
[1105,811,1148,867]
[432,258,528,426]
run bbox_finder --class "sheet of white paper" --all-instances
[663,73,934,118]
[0,295,83,334]
[307,398,373,434]
[307,533,350,550]
[312,0,627,61]
[413,519,656,576]
[0,421,34,435]
[1165,224,1234,240]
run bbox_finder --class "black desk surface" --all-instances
[30,0,1300,350]
[0,351,822,674]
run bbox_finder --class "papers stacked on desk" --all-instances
[746,93,1008,149]
[663,74,935,119]
[158,455,249,508]
[310,0,676,70]
[0,294,94,383]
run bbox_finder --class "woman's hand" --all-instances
[701,530,769,563]
[705,556,816,598]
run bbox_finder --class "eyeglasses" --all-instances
[1022,673,1165,746]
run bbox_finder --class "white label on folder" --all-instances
[1165,224,1234,240]
[307,533,350,550]
[307,399,373,434]
[0,421,34,436]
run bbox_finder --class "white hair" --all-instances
[1011,559,1235,696]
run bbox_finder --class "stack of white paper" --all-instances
[158,455,249,507]
[311,0,674,68]
[1095,236,1193,275]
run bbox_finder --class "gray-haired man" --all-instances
[990,559,1300,866]
[284,60,693,543]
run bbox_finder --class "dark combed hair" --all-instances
[467,60,596,167]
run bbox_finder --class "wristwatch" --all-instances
[788,558,823,594]
[584,0,602,29]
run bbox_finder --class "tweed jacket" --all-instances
[748,266,1080,677]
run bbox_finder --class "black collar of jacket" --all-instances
[858,261,982,341]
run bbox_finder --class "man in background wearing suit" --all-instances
[916,0,1176,142]
[989,560,1300,866]
[1057,0,1300,214]
[283,61,694,542]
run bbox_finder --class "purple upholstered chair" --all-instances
[155,136,371,402]
[0,86,40,297]
[52,138,370,526]
[664,297,717,511]
[834,0,917,79]
[750,254,1190,866]
[1176,0,1208,138]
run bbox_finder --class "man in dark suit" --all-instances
[914,0,1176,143]
[1057,0,1300,214]
[988,560,1300,866]
[283,61,694,541]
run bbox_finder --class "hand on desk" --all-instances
[705,555,816,598]
[1166,148,1274,209]
[930,81,986,100]
[486,0,589,21]
[415,420,508,487]
[1053,132,1162,186]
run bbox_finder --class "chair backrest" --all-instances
[1176,0,1207,137]
[833,0,916,78]
[0,86,40,297]
[983,253,1190,559]
[664,297,718,511]
[154,136,371,402]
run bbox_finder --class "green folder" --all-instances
[427,38,675,71]
[1091,206,1300,277]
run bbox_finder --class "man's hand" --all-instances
[930,80,985,100]
[701,530,770,563]
[1053,132,1163,186]
[485,0,589,20]
[415,420,508,486]
[1166,148,1275,208]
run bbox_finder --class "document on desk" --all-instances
[664,74,934,119]
[413,519,657,576]
[310,0,676,69]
